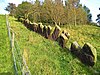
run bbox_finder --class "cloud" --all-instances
[6,0,24,6]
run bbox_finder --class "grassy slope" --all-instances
[63,25,100,74]
[8,16,100,75]
[0,15,14,74]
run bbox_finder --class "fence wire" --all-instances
[6,14,31,75]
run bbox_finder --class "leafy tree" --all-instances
[65,0,81,25]
[76,4,87,25]
[11,0,92,25]
[5,3,16,16]
[15,1,33,19]
[33,0,41,22]
[42,0,54,24]
[83,5,92,23]
[65,0,88,25]
[96,8,100,25]
[42,0,65,25]
[54,0,65,25]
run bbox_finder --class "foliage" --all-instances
[5,3,16,16]
[83,5,92,23]
[15,1,33,19]
[96,8,100,25]
[7,0,92,25]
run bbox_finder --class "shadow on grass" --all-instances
[0,72,12,75]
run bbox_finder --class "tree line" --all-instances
[5,0,92,25]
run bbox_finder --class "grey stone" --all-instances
[70,41,81,55]
[52,25,61,40]
[82,43,97,66]
[58,33,68,48]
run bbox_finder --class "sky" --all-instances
[0,0,100,23]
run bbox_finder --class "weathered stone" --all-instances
[18,16,20,21]
[79,52,94,66]
[47,25,52,39]
[24,19,30,28]
[82,43,97,66]
[19,18,24,23]
[27,21,32,29]
[70,41,81,56]
[37,23,44,35]
[33,22,38,32]
[43,25,48,38]
[62,30,70,39]
[52,25,61,40]
[58,33,68,48]
[48,25,52,35]
[29,22,34,30]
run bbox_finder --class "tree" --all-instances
[32,0,41,22]
[96,8,100,25]
[14,0,91,25]
[65,0,80,25]
[76,4,87,25]
[5,3,16,16]
[83,5,92,23]
[42,0,65,25]
[54,0,65,25]
[65,0,88,25]
[15,1,33,19]
[42,0,54,24]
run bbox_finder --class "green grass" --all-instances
[63,25,100,74]
[63,25,100,60]
[1,15,100,75]
[0,15,14,74]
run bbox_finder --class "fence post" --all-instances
[12,32,18,75]
[6,14,31,75]
[6,15,12,46]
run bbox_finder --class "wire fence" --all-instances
[6,14,31,75]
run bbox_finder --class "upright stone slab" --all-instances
[19,18,24,23]
[18,16,21,21]
[37,23,43,35]
[43,25,48,38]
[48,25,52,35]
[79,52,95,67]
[24,19,26,26]
[62,30,70,39]
[81,43,97,66]
[58,33,68,48]
[24,19,30,28]
[52,25,61,40]
[47,25,52,39]
[40,24,44,35]
[29,22,34,30]
[70,41,81,56]
[27,21,32,29]
[33,22,38,32]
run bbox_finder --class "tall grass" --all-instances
[0,15,14,74]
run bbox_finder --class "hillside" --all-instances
[9,16,100,75]
[0,15,14,74]
[0,15,100,75]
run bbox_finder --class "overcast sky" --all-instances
[0,0,100,23]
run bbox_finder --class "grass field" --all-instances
[0,15,100,75]
[0,15,14,74]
